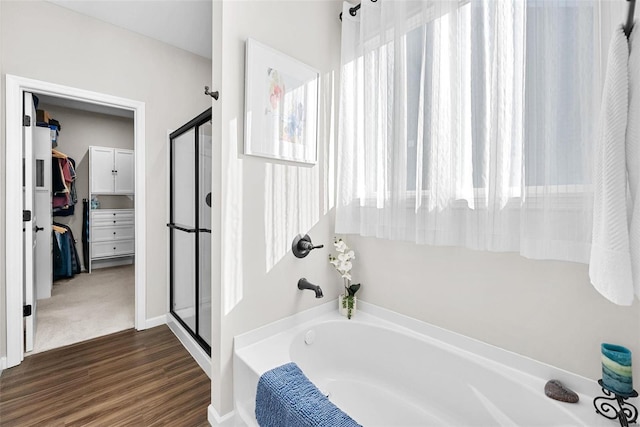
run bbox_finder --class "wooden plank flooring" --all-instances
[0,326,210,426]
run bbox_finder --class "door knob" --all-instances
[35,226,44,232]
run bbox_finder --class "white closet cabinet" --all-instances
[90,209,135,265]
[90,146,134,194]
[89,145,135,272]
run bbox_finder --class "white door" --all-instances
[34,128,53,299]
[23,92,37,352]
[90,146,115,193]
[114,149,135,194]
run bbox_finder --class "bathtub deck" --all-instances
[234,300,615,427]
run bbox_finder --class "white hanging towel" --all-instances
[628,26,640,298]
[589,27,634,305]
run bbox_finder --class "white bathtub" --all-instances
[233,300,610,426]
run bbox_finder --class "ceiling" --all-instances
[47,0,212,59]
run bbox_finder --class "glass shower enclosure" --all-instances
[168,108,212,355]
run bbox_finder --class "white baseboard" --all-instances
[145,315,167,329]
[0,356,6,376]
[91,257,134,270]
[166,314,212,379]
[208,405,235,427]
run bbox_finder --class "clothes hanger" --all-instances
[52,224,67,234]
[52,148,67,159]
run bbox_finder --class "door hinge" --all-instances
[23,305,32,317]
[23,210,32,221]
[23,115,31,127]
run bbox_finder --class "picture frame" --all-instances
[244,38,319,165]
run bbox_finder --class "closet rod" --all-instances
[624,0,636,38]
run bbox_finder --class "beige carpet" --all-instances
[29,264,135,354]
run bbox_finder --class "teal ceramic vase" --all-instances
[601,343,633,396]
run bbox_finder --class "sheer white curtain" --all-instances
[336,0,604,263]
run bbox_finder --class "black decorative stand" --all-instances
[593,380,638,426]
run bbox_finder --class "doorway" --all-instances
[33,96,136,353]
[5,75,147,368]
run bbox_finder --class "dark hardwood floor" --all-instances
[0,325,211,426]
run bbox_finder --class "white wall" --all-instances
[349,237,640,382]
[212,0,342,415]
[1,0,212,360]
[39,104,134,268]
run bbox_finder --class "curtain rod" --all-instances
[624,0,636,38]
[339,0,636,29]
[339,0,377,21]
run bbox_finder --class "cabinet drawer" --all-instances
[92,210,134,226]
[92,225,135,242]
[91,209,134,220]
[91,240,135,259]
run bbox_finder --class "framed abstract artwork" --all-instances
[244,38,319,165]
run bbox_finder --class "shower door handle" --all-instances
[166,223,196,233]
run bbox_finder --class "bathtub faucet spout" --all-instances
[298,278,323,298]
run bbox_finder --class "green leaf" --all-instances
[347,283,361,296]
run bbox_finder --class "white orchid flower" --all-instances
[338,252,350,262]
[330,238,359,295]
[337,250,355,262]
[339,261,352,272]
[334,240,347,252]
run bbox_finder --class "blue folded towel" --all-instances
[255,362,362,427]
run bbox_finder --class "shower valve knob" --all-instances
[292,234,324,258]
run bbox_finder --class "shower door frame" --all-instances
[168,108,212,356]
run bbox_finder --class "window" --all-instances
[400,2,595,194]
[336,0,600,261]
